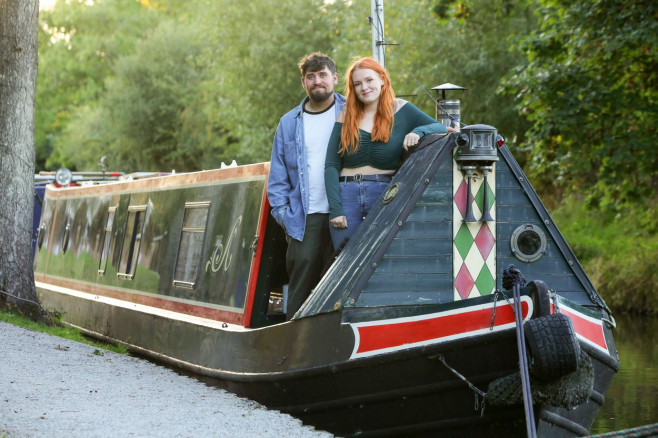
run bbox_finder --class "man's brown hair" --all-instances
[298,52,336,76]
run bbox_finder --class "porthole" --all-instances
[510,224,547,263]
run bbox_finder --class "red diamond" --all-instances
[455,263,474,300]
[475,223,495,259]
[454,179,473,219]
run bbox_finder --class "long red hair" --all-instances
[340,57,395,155]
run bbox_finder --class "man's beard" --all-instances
[309,86,332,103]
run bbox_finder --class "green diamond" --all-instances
[454,223,474,260]
[475,182,495,212]
[475,264,495,296]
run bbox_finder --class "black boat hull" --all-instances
[37,281,617,437]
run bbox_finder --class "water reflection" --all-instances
[590,314,658,434]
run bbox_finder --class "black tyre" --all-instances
[524,313,580,381]
[487,372,523,406]
[488,350,594,409]
[527,280,551,318]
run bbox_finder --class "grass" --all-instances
[0,308,129,355]
[550,196,658,315]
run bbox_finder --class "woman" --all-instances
[324,57,449,248]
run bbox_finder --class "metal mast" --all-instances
[371,0,385,67]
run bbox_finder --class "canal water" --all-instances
[590,313,658,434]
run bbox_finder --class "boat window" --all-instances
[117,205,147,280]
[98,206,117,275]
[173,202,210,288]
[510,224,547,263]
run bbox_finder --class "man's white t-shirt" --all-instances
[303,101,336,214]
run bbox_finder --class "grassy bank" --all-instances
[550,197,658,316]
[0,309,129,355]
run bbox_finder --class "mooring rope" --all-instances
[0,287,45,309]
[513,282,537,438]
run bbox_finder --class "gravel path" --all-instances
[0,322,334,437]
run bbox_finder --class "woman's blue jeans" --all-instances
[329,180,389,249]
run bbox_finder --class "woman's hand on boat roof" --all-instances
[331,215,348,229]
[403,126,457,150]
[403,132,421,151]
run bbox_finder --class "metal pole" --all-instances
[371,0,385,67]
[513,284,537,438]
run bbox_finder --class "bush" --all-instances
[551,196,658,315]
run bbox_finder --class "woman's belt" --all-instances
[340,173,393,183]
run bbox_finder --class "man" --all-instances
[268,52,345,320]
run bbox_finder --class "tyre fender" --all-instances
[527,280,551,318]
[524,313,580,381]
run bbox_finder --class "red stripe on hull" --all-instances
[351,298,531,358]
[242,190,270,326]
[560,306,609,354]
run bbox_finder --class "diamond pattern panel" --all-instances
[475,264,495,296]
[452,156,497,299]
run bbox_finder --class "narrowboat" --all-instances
[33,121,619,436]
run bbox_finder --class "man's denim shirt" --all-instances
[268,93,346,242]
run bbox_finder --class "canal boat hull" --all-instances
[34,131,619,436]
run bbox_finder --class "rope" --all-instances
[499,265,536,437]
[513,282,537,438]
[589,422,658,438]
[503,264,526,290]
[0,287,47,311]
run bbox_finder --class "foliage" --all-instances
[37,0,163,171]
[191,0,340,166]
[385,0,535,151]
[551,197,658,315]
[0,309,129,354]
[502,0,658,212]
[36,0,540,171]
[60,19,211,171]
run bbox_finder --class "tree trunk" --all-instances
[0,0,49,322]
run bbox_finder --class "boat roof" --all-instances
[298,131,608,319]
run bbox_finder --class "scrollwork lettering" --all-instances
[205,216,243,273]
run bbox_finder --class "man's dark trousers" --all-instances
[285,213,333,320]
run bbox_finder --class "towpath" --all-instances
[0,322,333,437]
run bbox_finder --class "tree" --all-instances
[381,0,536,146]
[0,0,49,321]
[502,0,658,211]
[37,0,164,172]
[57,19,210,172]
[194,0,339,165]
[34,0,540,171]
